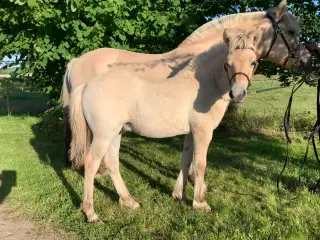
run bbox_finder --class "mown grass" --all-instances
[223,76,317,136]
[0,77,320,239]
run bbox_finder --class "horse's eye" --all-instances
[224,63,230,70]
[251,61,257,67]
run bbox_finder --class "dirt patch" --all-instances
[0,204,74,240]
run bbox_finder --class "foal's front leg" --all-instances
[192,128,212,211]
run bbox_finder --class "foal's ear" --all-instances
[248,28,263,47]
[223,28,243,45]
[275,0,287,21]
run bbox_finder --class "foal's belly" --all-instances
[127,115,190,138]
[127,100,191,138]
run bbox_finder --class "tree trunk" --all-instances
[6,82,11,116]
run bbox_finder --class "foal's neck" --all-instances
[178,42,230,96]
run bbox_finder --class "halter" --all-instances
[264,11,302,66]
[224,47,258,87]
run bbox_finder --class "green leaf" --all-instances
[27,0,37,7]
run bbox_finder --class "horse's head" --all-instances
[223,28,261,103]
[258,0,311,71]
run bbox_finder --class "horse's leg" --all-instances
[192,129,212,212]
[81,137,110,222]
[172,133,194,202]
[103,134,140,209]
[95,160,108,179]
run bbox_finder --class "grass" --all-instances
[0,77,320,239]
[223,76,317,135]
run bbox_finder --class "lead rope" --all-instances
[277,71,320,197]
[277,77,305,198]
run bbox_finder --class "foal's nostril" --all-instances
[229,91,234,99]
[243,90,247,96]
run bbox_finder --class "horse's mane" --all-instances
[179,12,266,47]
[180,8,300,47]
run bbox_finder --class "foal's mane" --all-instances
[227,29,256,52]
[187,42,226,71]
[187,29,256,72]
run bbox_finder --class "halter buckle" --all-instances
[276,28,283,35]
[288,49,295,58]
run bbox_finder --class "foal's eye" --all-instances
[251,61,257,67]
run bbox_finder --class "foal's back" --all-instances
[82,70,197,138]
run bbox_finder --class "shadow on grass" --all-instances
[30,115,307,206]
[30,123,82,208]
[30,121,120,207]
[121,130,306,193]
[0,170,17,204]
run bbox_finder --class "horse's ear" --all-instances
[249,28,263,47]
[223,29,242,45]
[275,0,287,21]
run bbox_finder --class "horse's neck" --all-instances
[180,11,266,47]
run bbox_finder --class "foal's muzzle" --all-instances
[229,88,247,103]
[228,72,250,103]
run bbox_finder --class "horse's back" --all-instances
[69,48,168,90]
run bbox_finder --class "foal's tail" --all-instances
[69,83,91,169]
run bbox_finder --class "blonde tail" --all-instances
[69,83,91,169]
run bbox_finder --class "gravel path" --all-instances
[0,204,73,240]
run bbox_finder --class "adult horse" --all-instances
[70,26,267,222]
[63,0,311,182]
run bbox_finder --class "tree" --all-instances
[0,0,319,101]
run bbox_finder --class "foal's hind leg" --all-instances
[172,133,194,202]
[95,161,108,179]
[82,137,110,222]
[103,134,140,209]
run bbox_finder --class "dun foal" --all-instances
[70,28,261,222]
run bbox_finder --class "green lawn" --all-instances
[0,78,320,239]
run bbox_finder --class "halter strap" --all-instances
[224,47,258,86]
[264,11,301,66]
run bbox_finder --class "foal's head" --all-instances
[223,28,261,103]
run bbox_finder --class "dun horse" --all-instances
[70,28,266,222]
[63,0,311,185]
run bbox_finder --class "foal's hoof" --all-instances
[119,197,140,210]
[193,201,211,212]
[87,213,101,223]
[172,192,186,204]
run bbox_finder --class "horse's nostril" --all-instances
[243,90,247,96]
[229,91,234,99]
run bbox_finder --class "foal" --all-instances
[69,28,260,222]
